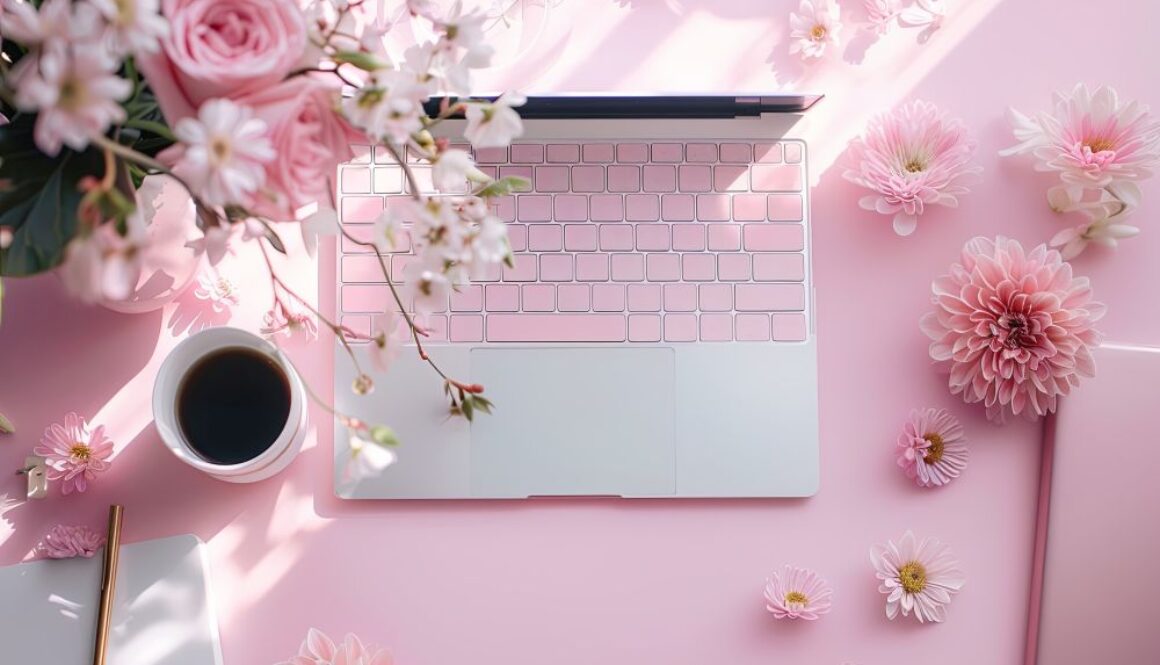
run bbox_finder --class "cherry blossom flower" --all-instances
[368,309,408,374]
[277,628,393,665]
[339,428,397,488]
[788,0,842,60]
[372,207,406,253]
[403,261,452,314]
[764,566,833,621]
[865,0,900,34]
[193,270,239,313]
[920,237,1105,423]
[262,298,320,340]
[844,100,981,236]
[432,149,485,193]
[896,408,968,488]
[342,68,431,145]
[59,211,150,303]
[168,99,275,208]
[464,92,525,149]
[87,0,169,55]
[33,412,114,495]
[870,531,965,623]
[39,525,104,559]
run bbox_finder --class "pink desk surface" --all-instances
[2,1,1158,663]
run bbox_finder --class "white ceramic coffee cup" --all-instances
[153,327,307,483]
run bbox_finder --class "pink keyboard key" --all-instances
[616,143,648,163]
[485,284,520,311]
[608,166,641,192]
[341,314,371,340]
[733,194,767,221]
[753,253,805,281]
[642,165,676,192]
[417,313,447,342]
[735,284,806,311]
[572,166,604,193]
[521,284,555,312]
[540,254,574,281]
[717,253,751,281]
[341,255,387,282]
[342,285,389,313]
[773,313,807,341]
[600,225,634,251]
[493,196,516,222]
[517,195,551,222]
[341,225,376,254]
[487,315,626,342]
[499,166,533,192]
[628,315,661,342]
[698,284,733,312]
[592,284,625,311]
[713,165,748,192]
[784,143,804,164]
[627,283,661,311]
[682,253,715,281]
[686,143,718,162]
[743,224,805,251]
[611,254,645,281]
[576,253,609,281]
[350,144,372,163]
[557,284,590,312]
[475,262,502,282]
[696,194,730,222]
[373,167,402,194]
[507,224,527,251]
[476,147,507,164]
[590,194,624,221]
[700,313,733,341]
[625,195,660,222]
[546,144,580,163]
[342,167,371,193]
[341,196,384,223]
[719,143,752,163]
[449,315,484,342]
[528,225,563,252]
[503,255,537,282]
[661,194,695,221]
[707,224,742,251]
[754,143,783,163]
[635,224,670,251]
[736,313,771,341]
[389,255,413,282]
[652,143,683,162]
[767,194,804,222]
[511,144,544,163]
[678,165,711,192]
[664,314,698,341]
[583,143,614,163]
[646,253,681,281]
[450,284,483,312]
[564,224,599,252]
[536,166,569,192]
[752,164,803,192]
[672,225,706,251]
[663,283,697,312]
[403,166,435,194]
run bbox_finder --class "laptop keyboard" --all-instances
[337,140,810,344]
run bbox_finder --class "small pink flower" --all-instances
[864,0,900,34]
[870,531,965,623]
[844,100,981,236]
[39,524,105,559]
[896,408,968,488]
[763,565,833,620]
[788,0,843,60]
[33,412,114,495]
[277,628,393,665]
[368,310,409,374]
[920,237,1105,423]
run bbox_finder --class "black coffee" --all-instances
[177,347,291,465]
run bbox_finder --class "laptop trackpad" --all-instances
[469,348,676,497]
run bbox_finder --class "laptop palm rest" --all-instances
[468,348,676,498]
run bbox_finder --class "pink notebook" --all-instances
[1027,343,1160,664]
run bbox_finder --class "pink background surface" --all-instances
[2,1,1159,663]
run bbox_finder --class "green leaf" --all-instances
[333,51,389,72]
[461,393,474,421]
[0,411,13,435]
[476,176,530,198]
[369,424,400,447]
[260,219,287,254]
[0,115,105,276]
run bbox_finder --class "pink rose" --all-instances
[238,77,364,221]
[138,0,307,123]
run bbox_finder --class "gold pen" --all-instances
[92,505,124,665]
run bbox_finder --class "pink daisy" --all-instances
[920,237,1104,423]
[870,531,965,623]
[33,412,114,495]
[844,99,981,236]
[764,565,833,620]
[896,408,968,488]
[39,524,105,559]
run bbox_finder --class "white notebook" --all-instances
[0,534,223,664]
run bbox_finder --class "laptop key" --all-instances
[487,315,626,342]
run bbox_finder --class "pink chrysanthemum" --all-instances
[33,412,114,495]
[764,565,833,621]
[277,628,392,665]
[38,524,105,559]
[896,408,968,488]
[920,237,1104,423]
[870,531,965,623]
[844,100,981,236]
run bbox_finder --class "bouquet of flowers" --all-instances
[0,0,526,467]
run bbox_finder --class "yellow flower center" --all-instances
[784,591,809,606]
[904,158,926,173]
[210,137,232,164]
[899,561,927,594]
[69,443,92,461]
[59,78,84,111]
[114,0,137,24]
[1084,138,1115,153]
[810,24,828,41]
[922,433,945,464]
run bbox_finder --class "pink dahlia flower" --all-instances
[764,565,833,620]
[920,237,1104,423]
[33,412,114,495]
[278,628,392,665]
[844,100,981,236]
[896,408,968,488]
[870,531,965,623]
[39,524,105,559]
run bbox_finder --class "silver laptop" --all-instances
[333,94,821,499]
